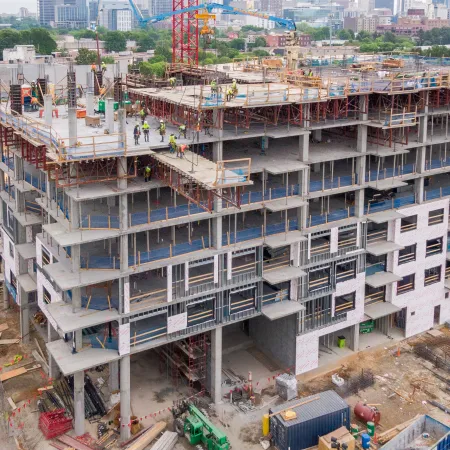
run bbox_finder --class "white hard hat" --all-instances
[160,119,163,122]
[233,79,236,82]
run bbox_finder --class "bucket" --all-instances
[367,421,375,437]
[361,433,371,450]
[351,424,359,438]
[262,414,269,436]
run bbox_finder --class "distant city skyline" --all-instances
[0,3,37,14]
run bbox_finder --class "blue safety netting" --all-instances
[24,171,46,192]
[88,333,118,350]
[366,163,415,182]
[365,194,416,214]
[81,295,119,310]
[366,262,385,276]
[309,207,355,227]
[2,155,14,171]
[310,176,354,192]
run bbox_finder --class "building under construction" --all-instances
[1,56,450,440]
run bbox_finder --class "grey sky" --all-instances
[0,1,37,14]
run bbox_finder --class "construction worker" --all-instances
[195,120,201,141]
[178,143,187,159]
[169,77,177,88]
[144,164,152,182]
[226,87,234,102]
[178,122,187,139]
[142,121,150,142]
[139,108,146,124]
[157,120,166,142]
[168,134,177,153]
[210,79,217,97]
[133,125,141,145]
[30,96,39,111]
[91,63,96,72]
[307,69,313,77]
[231,78,238,95]
[101,61,107,73]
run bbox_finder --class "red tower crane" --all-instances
[172,0,199,65]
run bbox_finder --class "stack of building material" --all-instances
[150,431,178,450]
[276,374,298,401]
[38,409,72,439]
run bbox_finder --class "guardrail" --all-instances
[366,163,416,182]
[365,194,416,214]
[308,207,355,227]
[365,262,385,276]
[310,175,355,193]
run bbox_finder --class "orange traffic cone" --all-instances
[396,346,401,357]
[373,433,378,445]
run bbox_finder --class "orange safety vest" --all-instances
[180,144,187,153]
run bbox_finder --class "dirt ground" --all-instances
[2,304,450,450]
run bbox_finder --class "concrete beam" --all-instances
[298,134,309,162]
[74,370,85,436]
[105,98,115,134]
[120,355,131,441]
[210,327,222,404]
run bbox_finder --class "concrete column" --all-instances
[298,134,309,162]
[68,108,77,148]
[312,129,322,142]
[418,93,429,144]
[354,190,365,217]
[16,191,25,214]
[44,94,53,126]
[14,154,23,181]
[120,355,131,442]
[74,370,85,436]
[86,92,94,116]
[19,287,29,344]
[3,276,9,310]
[70,244,82,350]
[0,168,5,191]
[109,360,119,392]
[105,97,115,134]
[47,322,61,379]
[349,323,360,351]
[210,327,222,404]
[212,141,223,162]
[70,198,80,230]
[415,178,424,204]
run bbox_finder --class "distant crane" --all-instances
[127,0,296,64]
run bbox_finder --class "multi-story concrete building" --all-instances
[1,60,450,441]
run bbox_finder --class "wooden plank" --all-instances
[0,323,9,332]
[37,386,54,392]
[0,364,41,382]
[7,397,16,410]
[126,422,167,450]
[0,339,20,345]
[33,338,46,360]
[57,435,95,450]
[0,367,27,381]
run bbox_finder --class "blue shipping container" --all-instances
[269,390,351,450]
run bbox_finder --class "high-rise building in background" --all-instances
[55,0,89,28]
[99,1,134,30]
[89,1,99,25]
[38,0,64,26]
[149,0,171,16]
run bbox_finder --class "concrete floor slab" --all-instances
[47,339,120,375]
[264,231,306,249]
[265,196,307,212]
[367,179,408,190]
[15,243,36,260]
[46,301,120,333]
[366,241,404,256]
[17,273,37,293]
[367,210,405,223]
[263,266,306,284]
[364,302,401,320]
[365,271,402,288]
[262,300,305,321]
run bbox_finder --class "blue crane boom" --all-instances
[128,1,296,31]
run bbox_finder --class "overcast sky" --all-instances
[1,1,37,14]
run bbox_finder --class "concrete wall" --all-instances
[250,313,297,370]
[390,199,449,336]
[295,271,365,375]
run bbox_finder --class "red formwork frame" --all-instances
[172,0,199,65]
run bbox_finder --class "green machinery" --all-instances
[172,401,230,450]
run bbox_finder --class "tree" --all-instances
[252,49,270,57]
[75,48,98,65]
[19,28,57,55]
[337,29,353,40]
[139,61,167,78]
[154,41,172,62]
[241,25,264,32]
[102,55,115,64]
[0,29,21,60]
[104,31,127,52]
[356,30,372,41]
[254,37,267,47]
[230,38,245,50]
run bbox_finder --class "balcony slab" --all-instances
[364,301,401,319]
[262,300,305,321]
[366,241,404,256]
[366,271,402,288]
[263,266,306,284]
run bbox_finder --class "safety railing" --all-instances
[366,163,416,182]
[367,229,388,243]
[88,333,118,350]
[130,320,167,347]
[383,111,416,128]
[80,295,119,311]
[425,186,450,201]
[309,175,355,193]
[81,215,120,230]
[25,200,42,215]
[398,250,415,265]
[365,262,385,276]
[308,207,355,227]
[130,288,167,312]
[425,158,450,171]
[336,269,355,283]
[365,194,416,214]
[58,133,126,161]
[1,155,14,171]
[364,289,385,306]
[24,172,46,192]
[261,289,289,306]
